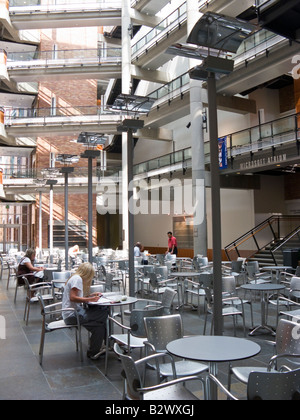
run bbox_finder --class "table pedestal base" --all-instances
[248,324,276,336]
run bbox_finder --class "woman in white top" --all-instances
[62,262,109,360]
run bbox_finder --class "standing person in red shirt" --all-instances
[166,231,178,255]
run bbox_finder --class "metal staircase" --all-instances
[225,215,300,266]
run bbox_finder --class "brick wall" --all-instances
[33,27,99,250]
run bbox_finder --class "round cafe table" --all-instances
[167,335,261,399]
[240,283,286,336]
[262,266,293,283]
[169,272,201,309]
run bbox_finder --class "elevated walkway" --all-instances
[9,2,122,30]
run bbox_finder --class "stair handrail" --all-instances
[225,215,300,261]
[270,225,300,263]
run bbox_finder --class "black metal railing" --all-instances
[225,215,300,262]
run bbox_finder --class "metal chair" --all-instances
[144,314,209,379]
[207,368,300,400]
[14,273,33,303]
[278,276,300,320]
[185,274,206,314]
[148,272,177,300]
[245,261,271,284]
[52,271,71,300]
[36,292,83,365]
[23,276,54,325]
[6,259,17,290]
[134,288,177,315]
[203,275,246,336]
[113,343,204,400]
[136,265,154,297]
[228,318,300,392]
[105,306,164,376]
[222,275,253,329]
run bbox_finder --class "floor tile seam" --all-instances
[92,362,123,396]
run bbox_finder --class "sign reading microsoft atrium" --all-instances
[239,154,287,170]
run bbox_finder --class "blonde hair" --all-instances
[66,262,95,296]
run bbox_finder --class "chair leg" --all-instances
[14,283,18,303]
[227,363,233,393]
[24,298,28,322]
[77,325,83,362]
[39,324,46,365]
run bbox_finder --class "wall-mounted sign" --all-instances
[218,136,228,169]
[239,154,287,170]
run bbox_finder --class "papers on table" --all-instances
[89,294,128,305]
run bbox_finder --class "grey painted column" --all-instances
[187,0,207,257]
[122,0,135,295]
[121,0,131,252]
[81,150,100,263]
[127,128,135,297]
[207,72,223,336]
[60,167,74,270]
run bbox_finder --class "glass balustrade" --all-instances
[4,112,299,180]
[132,2,186,56]
[7,48,121,67]
[10,0,121,10]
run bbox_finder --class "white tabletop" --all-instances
[89,293,137,306]
[166,335,261,363]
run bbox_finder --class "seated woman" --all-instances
[17,248,44,285]
[62,262,109,360]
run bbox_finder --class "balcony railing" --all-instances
[4,110,300,181]
[7,48,122,68]
[9,0,121,11]
[132,2,187,57]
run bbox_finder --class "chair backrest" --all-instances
[276,319,300,370]
[149,272,159,289]
[247,368,300,400]
[144,314,183,352]
[198,257,209,267]
[161,287,177,312]
[155,266,168,280]
[290,276,300,299]
[36,292,47,315]
[99,264,106,281]
[245,261,260,279]
[246,261,259,272]
[193,256,200,271]
[118,261,128,270]
[199,272,214,303]
[130,306,164,338]
[222,276,236,295]
[156,254,165,265]
[105,272,114,291]
[231,260,243,273]
[144,266,154,276]
[52,271,71,281]
[44,268,58,281]
[113,343,143,400]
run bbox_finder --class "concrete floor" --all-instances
[0,272,281,401]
